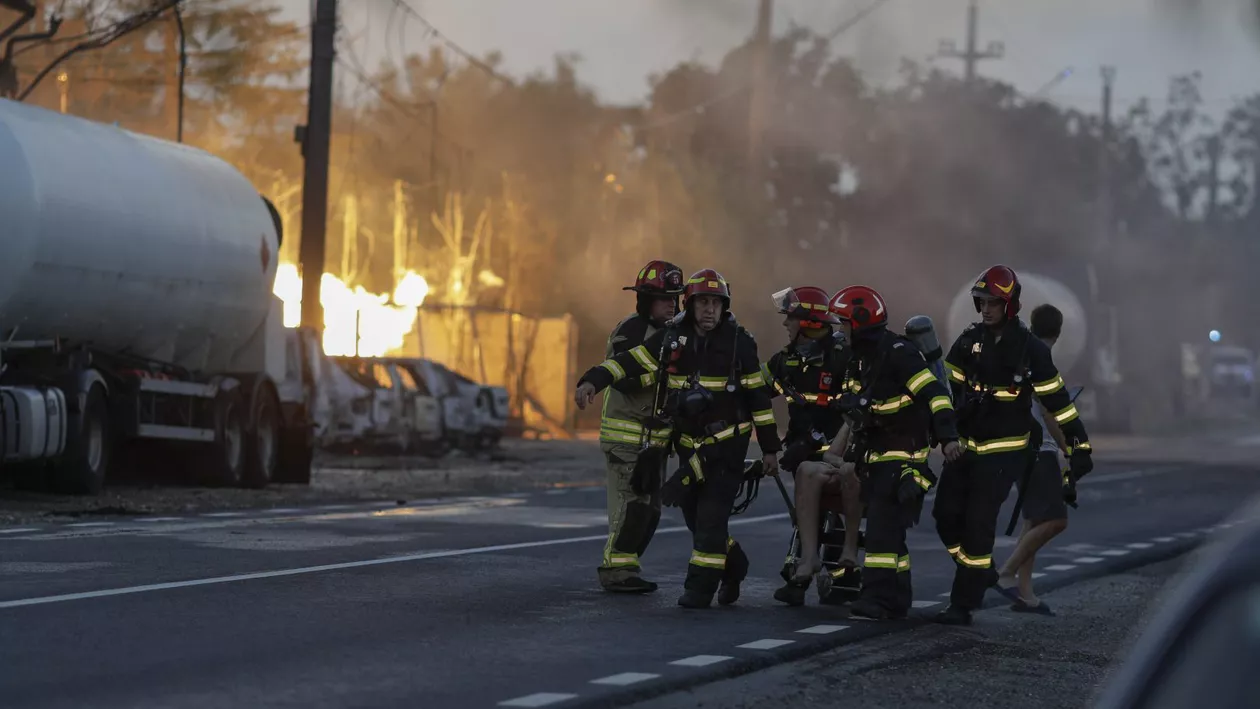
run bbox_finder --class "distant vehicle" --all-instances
[331,358,442,453]
[0,98,314,494]
[386,358,508,449]
[446,368,509,448]
[1094,496,1260,709]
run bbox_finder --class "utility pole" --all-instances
[296,0,336,336]
[746,0,772,194]
[937,0,1004,84]
[1098,66,1115,248]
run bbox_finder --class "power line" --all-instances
[386,0,514,86]
[634,0,896,133]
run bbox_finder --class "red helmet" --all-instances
[683,268,731,307]
[971,264,1021,318]
[828,285,888,332]
[772,286,839,329]
[624,260,685,295]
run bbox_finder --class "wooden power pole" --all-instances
[745,0,772,193]
[938,0,1004,84]
[297,0,337,336]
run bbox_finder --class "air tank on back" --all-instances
[0,97,280,373]
[946,271,1087,374]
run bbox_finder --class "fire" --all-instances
[272,263,430,357]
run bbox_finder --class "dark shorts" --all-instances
[1017,451,1069,524]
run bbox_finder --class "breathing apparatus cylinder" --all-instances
[905,315,948,399]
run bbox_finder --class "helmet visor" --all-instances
[771,287,800,315]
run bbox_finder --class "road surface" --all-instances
[0,459,1257,709]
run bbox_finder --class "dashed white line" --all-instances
[1175,532,1198,539]
[738,639,794,650]
[1044,564,1076,571]
[0,528,38,535]
[202,512,245,518]
[669,655,733,667]
[796,625,848,635]
[1031,572,1047,579]
[498,692,578,707]
[66,522,114,528]
[911,600,941,609]
[938,591,953,598]
[589,672,659,686]
[267,508,302,514]
[1126,542,1154,549]
[1153,536,1176,543]
[1098,550,1131,557]
[1073,557,1105,564]
[135,517,184,523]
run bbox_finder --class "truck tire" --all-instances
[242,379,280,489]
[206,387,246,487]
[52,383,110,495]
[276,426,314,485]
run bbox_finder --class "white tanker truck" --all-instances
[0,98,316,494]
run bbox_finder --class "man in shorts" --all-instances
[993,304,1070,615]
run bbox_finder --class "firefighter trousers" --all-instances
[933,448,1023,610]
[678,438,750,596]
[858,461,915,614]
[598,443,662,587]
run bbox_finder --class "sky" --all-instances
[276,0,1260,118]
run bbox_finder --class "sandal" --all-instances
[1010,599,1055,616]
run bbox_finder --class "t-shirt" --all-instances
[1030,401,1063,455]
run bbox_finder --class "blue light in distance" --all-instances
[1209,330,1222,343]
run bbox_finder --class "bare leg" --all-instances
[792,463,828,581]
[999,519,1069,603]
[839,472,862,566]
[997,520,1031,587]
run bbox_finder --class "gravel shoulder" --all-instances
[633,556,1192,709]
[0,438,605,524]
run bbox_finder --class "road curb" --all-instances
[571,533,1207,709]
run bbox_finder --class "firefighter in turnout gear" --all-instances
[933,265,1094,626]
[576,269,782,609]
[760,286,860,606]
[827,285,961,620]
[595,260,686,593]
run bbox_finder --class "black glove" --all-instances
[1069,448,1093,479]
[779,439,819,475]
[629,446,668,495]
[897,468,930,527]
[660,461,700,508]
[1061,467,1079,508]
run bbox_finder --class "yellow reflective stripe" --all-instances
[689,550,726,569]
[698,376,729,391]
[689,452,704,482]
[741,373,765,389]
[992,389,1021,401]
[760,364,778,392]
[752,409,776,426]
[929,395,952,413]
[628,345,659,372]
[956,550,992,568]
[865,447,931,464]
[907,368,936,394]
[1066,441,1092,455]
[602,418,642,433]
[604,552,639,568]
[946,362,966,383]
[897,554,911,572]
[1033,374,1065,395]
[961,434,1029,454]
[946,545,961,558]
[872,395,913,414]
[677,423,753,449]
[600,360,626,381]
[599,429,641,445]
[901,467,932,491]
[864,553,898,569]
[1052,403,1080,425]
[639,373,654,387]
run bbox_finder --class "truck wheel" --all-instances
[52,383,111,495]
[243,382,280,489]
[277,426,314,485]
[206,388,246,487]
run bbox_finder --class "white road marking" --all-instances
[267,508,302,514]
[1153,537,1176,543]
[0,528,38,535]
[135,517,184,523]
[669,655,732,667]
[1044,564,1076,571]
[1126,542,1154,549]
[498,693,579,707]
[1073,557,1105,564]
[938,592,952,598]
[1031,572,1047,579]
[1098,550,1131,557]
[911,600,940,609]
[315,504,355,511]
[544,490,569,496]
[1176,532,1198,539]
[796,625,848,635]
[0,513,790,609]
[202,512,245,518]
[738,639,794,650]
[66,522,114,528]
[589,672,659,686]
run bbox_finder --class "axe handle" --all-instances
[773,472,798,527]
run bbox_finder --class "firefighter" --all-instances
[759,286,859,606]
[593,260,686,594]
[934,265,1094,626]
[575,268,782,609]
[819,285,961,620]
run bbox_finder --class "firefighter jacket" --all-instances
[579,312,782,456]
[944,318,1091,456]
[844,330,958,464]
[597,314,669,450]
[762,332,849,447]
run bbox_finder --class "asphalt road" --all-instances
[0,459,1257,709]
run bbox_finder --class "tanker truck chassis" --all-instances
[0,97,317,495]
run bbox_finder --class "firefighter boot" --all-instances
[718,542,750,606]
[774,581,809,606]
[603,577,659,594]
[678,589,713,609]
[849,598,906,621]
[933,605,973,626]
